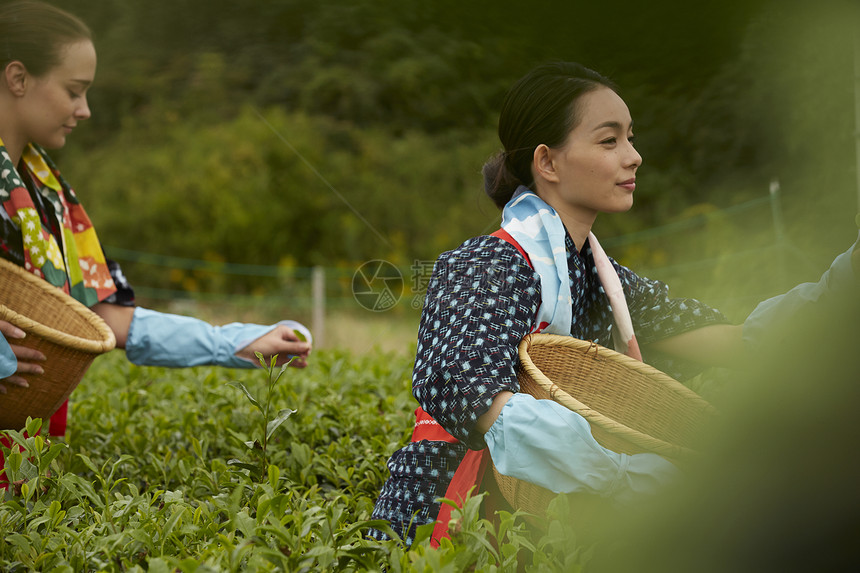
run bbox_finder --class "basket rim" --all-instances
[518,333,714,459]
[0,257,116,353]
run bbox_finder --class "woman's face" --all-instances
[18,40,96,150]
[537,86,642,222]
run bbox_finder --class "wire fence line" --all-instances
[107,193,778,277]
[105,190,796,344]
[599,195,773,249]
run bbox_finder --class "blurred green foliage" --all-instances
[48,0,858,303]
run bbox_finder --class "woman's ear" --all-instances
[532,144,559,184]
[3,61,29,96]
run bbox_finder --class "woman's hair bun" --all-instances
[482,151,524,209]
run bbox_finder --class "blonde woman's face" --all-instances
[18,40,96,150]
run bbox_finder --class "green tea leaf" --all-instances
[227,459,262,474]
[266,408,296,440]
[227,380,263,413]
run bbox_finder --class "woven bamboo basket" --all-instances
[492,333,717,516]
[0,257,115,430]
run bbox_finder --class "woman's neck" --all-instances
[544,201,596,252]
[6,141,24,167]
[532,186,596,252]
[0,125,25,166]
[562,218,594,253]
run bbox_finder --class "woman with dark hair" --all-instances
[0,0,311,485]
[369,61,859,546]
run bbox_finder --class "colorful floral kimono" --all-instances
[1,139,134,438]
[1,140,118,305]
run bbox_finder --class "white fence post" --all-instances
[769,179,788,287]
[312,266,325,348]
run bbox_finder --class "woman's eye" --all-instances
[600,137,617,145]
[628,136,636,145]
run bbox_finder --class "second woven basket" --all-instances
[492,333,716,516]
[0,257,116,430]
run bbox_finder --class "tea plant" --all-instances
[226,353,296,481]
[1,416,64,500]
[0,349,594,571]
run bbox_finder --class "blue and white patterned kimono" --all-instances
[369,221,728,544]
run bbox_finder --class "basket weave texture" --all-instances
[492,333,716,516]
[0,257,115,430]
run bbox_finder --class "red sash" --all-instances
[411,407,489,547]
[412,229,533,547]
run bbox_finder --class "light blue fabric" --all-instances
[125,307,311,369]
[501,187,572,335]
[485,393,681,504]
[743,232,859,350]
[0,332,17,378]
[495,188,677,502]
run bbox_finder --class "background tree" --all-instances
[48,0,857,310]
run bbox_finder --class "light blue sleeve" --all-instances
[125,307,311,369]
[743,233,859,350]
[0,332,17,378]
[484,392,680,504]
